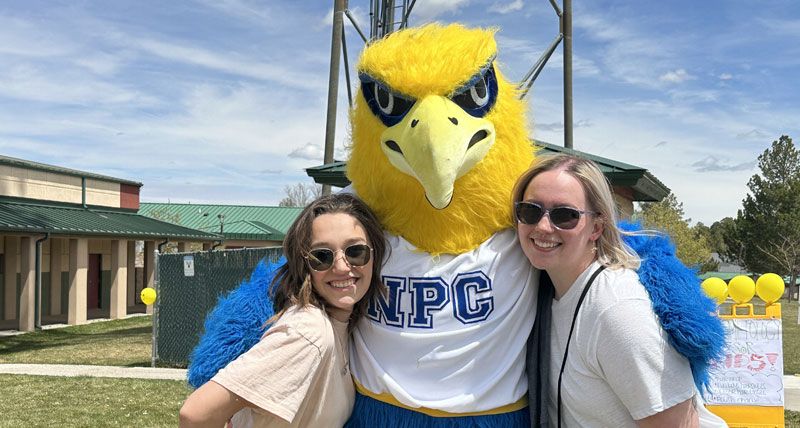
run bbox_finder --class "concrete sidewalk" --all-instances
[785,374,800,412]
[0,363,186,381]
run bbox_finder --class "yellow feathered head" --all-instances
[347,23,534,255]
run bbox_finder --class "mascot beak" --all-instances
[379,95,496,209]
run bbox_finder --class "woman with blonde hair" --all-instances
[513,154,726,427]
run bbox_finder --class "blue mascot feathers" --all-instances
[187,258,282,388]
[619,221,726,393]
[187,226,725,393]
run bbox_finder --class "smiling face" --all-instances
[517,168,603,296]
[308,213,374,322]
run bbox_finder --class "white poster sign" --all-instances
[183,255,195,277]
[706,317,784,406]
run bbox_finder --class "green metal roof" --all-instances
[534,141,669,202]
[305,140,670,202]
[0,154,141,187]
[139,203,304,242]
[0,197,219,240]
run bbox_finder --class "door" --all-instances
[87,254,102,309]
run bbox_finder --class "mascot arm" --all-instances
[620,221,726,393]
[186,259,281,388]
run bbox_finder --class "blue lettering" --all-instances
[452,272,494,323]
[367,272,494,328]
[408,278,448,328]
[367,276,405,327]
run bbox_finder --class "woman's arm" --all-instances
[636,398,698,428]
[179,381,247,428]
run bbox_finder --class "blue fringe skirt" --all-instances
[344,391,530,428]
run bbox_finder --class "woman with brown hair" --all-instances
[180,193,387,428]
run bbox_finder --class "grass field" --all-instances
[781,301,800,375]
[1,305,800,425]
[0,315,152,366]
[0,374,189,427]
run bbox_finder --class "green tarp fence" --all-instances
[153,247,283,366]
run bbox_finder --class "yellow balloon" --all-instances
[756,273,785,304]
[701,277,728,305]
[140,287,157,305]
[728,275,756,304]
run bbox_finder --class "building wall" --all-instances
[611,186,635,219]
[614,194,634,218]
[0,165,126,208]
[0,236,144,320]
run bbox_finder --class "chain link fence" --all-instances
[153,247,283,367]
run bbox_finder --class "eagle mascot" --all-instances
[187,24,725,428]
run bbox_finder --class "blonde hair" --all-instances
[511,153,641,270]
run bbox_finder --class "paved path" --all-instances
[785,374,800,412]
[0,363,186,381]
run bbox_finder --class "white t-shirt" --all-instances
[212,305,354,428]
[548,261,727,427]
[350,228,537,413]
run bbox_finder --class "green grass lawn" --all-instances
[782,301,800,375]
[0,315,152,366]
[0,374,190,428]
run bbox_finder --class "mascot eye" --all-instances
[374,84,413,116]
[454,78,489,108]
[450,64,498,118]
[360,77,415,127]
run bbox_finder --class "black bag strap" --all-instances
[528,270,554,427]
[557,265,606,427]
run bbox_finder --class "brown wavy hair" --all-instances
[269,193,387,328]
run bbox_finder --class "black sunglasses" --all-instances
[305,244,373,272]
[514,201,599,230]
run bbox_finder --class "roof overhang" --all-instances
[0,197,219,241]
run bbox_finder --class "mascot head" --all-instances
[347,23,534,255]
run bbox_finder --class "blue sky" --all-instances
[1,1,798,225]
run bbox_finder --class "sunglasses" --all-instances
[305,244,373,271]
[514,201,599,230]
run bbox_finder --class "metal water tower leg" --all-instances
[322,0,347,196]
[563,0,573,149]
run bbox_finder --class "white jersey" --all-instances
[350,228,537,413]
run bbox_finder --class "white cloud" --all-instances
[73,52,127,75]
[320,6,368,37]
[659,69,694,83]
[411,0,471,23]
[0,16,78,57]
[132,38,326,91]
[573,12,690,89]
[490,0,524,15]
[691,156,756,172]
[0,64,156,106]
[667,88,719,103]
[193,0,272,23]
[289,143,323,160]
[719,73,733,80]
[736,129,771,141]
